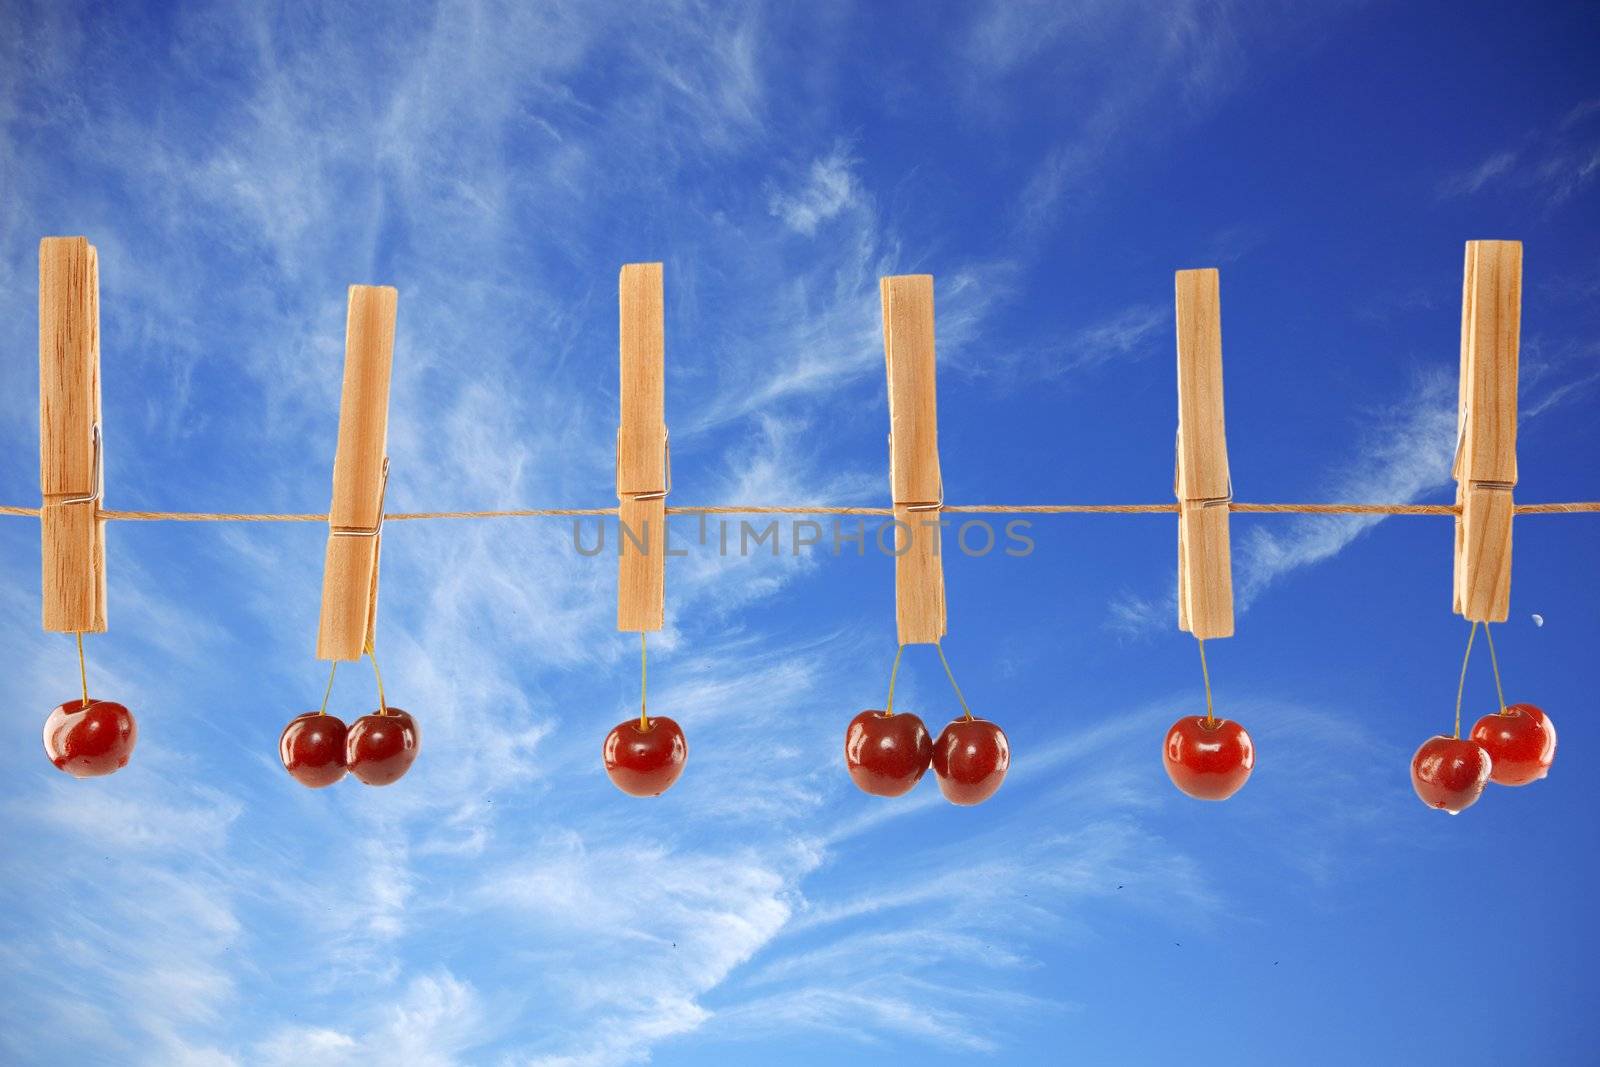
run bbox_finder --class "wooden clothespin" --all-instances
[40,237,107,634]
[617,263,667,633]
[881,274,947,645]
[317,286,398,661]
[1453,240,1521,623]
[1174,268,1234,640]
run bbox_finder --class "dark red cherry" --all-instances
[931,717,1010,805]
[1470,703,1556,786]
[604,716,687,796]
[279,712,348,788]
[346,708,420,786]
[1411,735,1492,814]
[845,710,932,797]
[43,697,137,778]
[1163,715,1253,801]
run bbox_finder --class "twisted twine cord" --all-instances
[4,501,1597,521]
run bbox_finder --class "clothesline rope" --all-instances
[3,501,1598,522]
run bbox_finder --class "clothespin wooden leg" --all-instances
[881,275,947,645]
[1174,268,1234,641]
[618,263,668,633]
[317,285,398,662]
[1453,240,1520,623]
[40,237,107,634]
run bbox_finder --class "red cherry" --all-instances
[279,712,349,788]
[844,710,932,797]
[603,716,687,797]
[1411,735,1492,814]
[346,708,420,786]
[931,717,1010,806]
[1163,716,1253,801]
[43,697,138,778]
[1470,703,1556,786]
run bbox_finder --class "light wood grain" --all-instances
[617,263,667,633]
[1453,240,1520,622]
[1178,505,1232,638]
[618,264,667,495]
[882,275,942,506]
[1174,268,1234,640]
[881,275,946,645]
[1457,486,1513,622]
[618,496,666,632]
[892,503,947,644]
[317,285,398,661]
[40,237,107,633]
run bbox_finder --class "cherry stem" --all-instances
[639,631,649,732]
[318,660,338,717]
[885,643,905,715]
[1482,622,1508,715]
[1453,621,1478,740]
[75,631,89,709]
[1197,637,1215,727]
[935,642,974,723]
[366,640,389,716]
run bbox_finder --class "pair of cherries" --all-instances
[1411,703,1557,814]
[44,697,138,778]
[845,710,1011,805]
[279,708,421,788]
[1162,714,1254,801]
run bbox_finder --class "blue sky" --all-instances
[1,1,1597,1064]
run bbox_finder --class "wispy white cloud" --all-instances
[1103,370,1458,636]
[253,971,487,1067]
[476,834,810,1067]
[1437,150,1520,198]
[1437,97,1600,205]
[705,983,1035,1054]
[1234,371,1458,610]
[1107,574,1178,641]
[956,297,1168,397]
[965,0,1270,234]
[1108,335,1600,638]
[768,148,861,236]
[0,774,247,1065]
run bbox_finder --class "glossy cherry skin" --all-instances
[1411,735,1492,814]
[1470,703,1556,786]
[931,717,1010,805]
[43,698,137,778]
[845,710,933,797]
[279,712,349,788]
[604,716,688,797]
[1163,716,1253,801]
[346,708,420,786]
